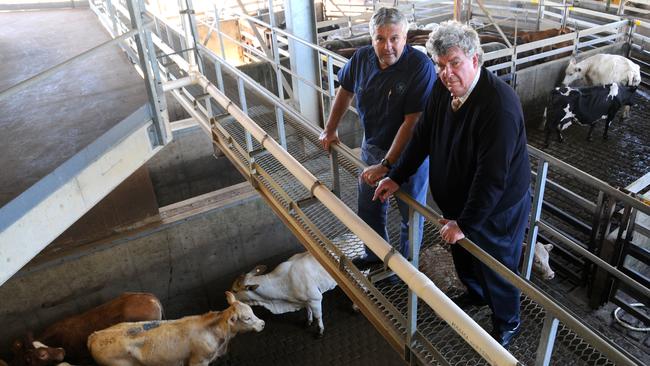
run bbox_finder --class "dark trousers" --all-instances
[451,192,531,332]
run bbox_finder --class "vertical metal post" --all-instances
[237,77,254,154]
[405,206,422,365]
[322,54,336,128]
[177,0,198,71]
[105,0,119,37]
[617,0,626,15]
[466,0,473,24]
[523,158,548,280]
[330,150,341,197]
[214,5,227,59]
[214,59,225,92]
[183,0,205,74]
[126,0,171,145]
[561,0,568,29]
[165,23,175,53]
[536,0,545,31]
[268,0,288,149]
[535,314,559,366]
[572,29,580,56]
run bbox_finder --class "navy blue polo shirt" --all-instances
[338,44,436,151]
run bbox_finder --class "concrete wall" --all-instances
[146,124,245,206]
[0,183,302,358]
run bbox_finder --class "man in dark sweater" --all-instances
[374,21,531,348]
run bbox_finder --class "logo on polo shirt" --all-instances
[395,81,407,96]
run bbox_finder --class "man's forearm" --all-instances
[383,112,421,164]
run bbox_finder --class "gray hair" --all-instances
[369,7,409,37]
[425,20,484,65]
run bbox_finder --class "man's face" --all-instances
[372,23,407,69]
[434,47,479,98]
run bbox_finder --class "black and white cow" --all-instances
[544,83,637,146]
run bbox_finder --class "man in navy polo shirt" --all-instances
[319,7,436,268]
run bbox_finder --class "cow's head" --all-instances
[10,335,65,366]
[224,291,265,333]
[230,265,267,303]
[562,58,585,86]
[531,242,555,280]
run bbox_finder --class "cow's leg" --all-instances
[603,118,612,140]
[306,306,313,327]
[557,129,564,143]
[188,356,210,366]
[623,105,630,119]
[544,125,551,147]
[587,124,595,141]
[308,300,325,338]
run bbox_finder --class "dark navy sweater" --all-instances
[389,68,531,234]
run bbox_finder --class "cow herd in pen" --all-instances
[2,244,556,366]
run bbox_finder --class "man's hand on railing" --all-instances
[373,177,399,202]
[439,219,466,244]
[361,164,389,186]
[319,129,339,151]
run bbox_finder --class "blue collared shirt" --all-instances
[338,45,436,151]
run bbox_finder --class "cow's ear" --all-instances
[544,244,554,252]
[569,57,576,65]
[246,284,259,291]
[225,291,236,305]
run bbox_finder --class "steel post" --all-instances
[524,159,549,280]
[127,0,171,146]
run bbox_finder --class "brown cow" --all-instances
[35,292,162,364]
[9,336,64,366]
[87,292,264,366]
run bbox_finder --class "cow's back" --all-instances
[39,293,162,364]
[289,254,337,296]
[89,314,225,366]
[585,54,640,86]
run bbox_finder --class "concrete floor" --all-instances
[0,8,147,207]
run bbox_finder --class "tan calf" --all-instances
[88,292,264,366]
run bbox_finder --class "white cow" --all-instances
[231,252,337,337]
[562,54,641,87]
[87,292,264,366]
[523,242,555,280]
